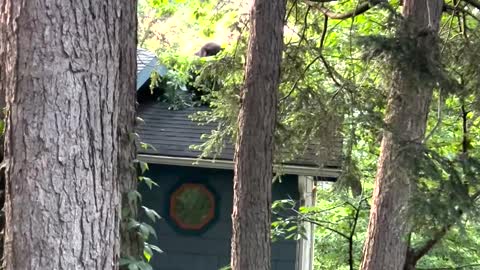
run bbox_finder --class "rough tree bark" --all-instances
[230,0,286,269]
[0,1,136,269]
[360,1,443,270]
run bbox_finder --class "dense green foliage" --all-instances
[138,0,480,268]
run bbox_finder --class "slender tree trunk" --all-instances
[0,1,136,269]
[360,1,443,269]
[230,0,286,269]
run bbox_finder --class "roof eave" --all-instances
[138,154,341,178]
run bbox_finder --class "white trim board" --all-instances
[296,176,315,270]
[138,154,341,178]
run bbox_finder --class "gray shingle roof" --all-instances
[136,102,343,169]
[136,103,232,158]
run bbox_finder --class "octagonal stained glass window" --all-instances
[169,183,216,231]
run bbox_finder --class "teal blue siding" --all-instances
[140,164,299,270]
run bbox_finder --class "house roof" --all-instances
[135,48,343,177]
[136,102,343,177]
[136,48,167,90]
[137,103,219,158]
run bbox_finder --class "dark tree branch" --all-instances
[319,15,328,51]
[299,6,312,44]
[284,203,351,239]
[409,225,451,264]
[305,1,375,19]
[472,189,480,201]
[303,0,480,20]
[308,219,351,239]
[319,54,343,88]
[347,198,365,270]
[285,0,298,25]
[462,0,480,10]
[444,3,480,22]
[416,263,480,270]
[280,13,327,102]
[306,0,340,2]
[461,105,469,154]
[280,54,322,101]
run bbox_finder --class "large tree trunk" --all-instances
[0,1,136,269]
[230,0,286,269]
[360,1,443,269]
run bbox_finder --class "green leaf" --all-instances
[139,161,149,174]
[142,206,162,222]
[138,176,159,189]
[139,142,157,151]
[138,223,157,240]
[119,257,135,266]
[128,219,141,230]
[143,245,153,262]
[128,264,140,270]
[128,190,142,204]
[148,243,163,254]
[136,117,145,125]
